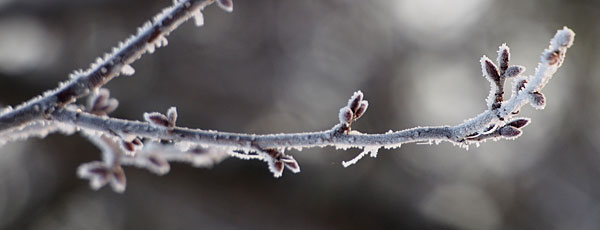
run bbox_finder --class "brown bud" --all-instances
[503,65,525,78]
[144,112,170,127]
[88,165,110,177]
[354,101,369,120]
[348,91,364,113]
[506,118,530,129]
[498,45,510,73]
[530,91,546,109]
[273,161,285,175]
[483,58,501,82]
[146,155,170,175]
[339,107,354,124]
[89,88,109,110]
[280,155,300,173]
[499,126,522,137]
[122,140,135,152]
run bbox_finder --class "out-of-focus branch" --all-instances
[0,0,219,131]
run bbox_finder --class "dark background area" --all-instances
[0,0,599,229]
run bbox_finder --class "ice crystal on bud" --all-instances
[217,0,233,12]
[503,65,525,78]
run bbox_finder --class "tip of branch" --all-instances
[551,26,575,49]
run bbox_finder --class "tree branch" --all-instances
[0,0,575,192]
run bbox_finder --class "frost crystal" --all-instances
[193,11,204,27]
[121,64,135,76]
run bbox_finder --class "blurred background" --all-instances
[0,0,598,229]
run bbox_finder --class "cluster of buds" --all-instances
[481,44,526,110]
[144,107,178,131]
[338,91,369,133]
[261,148,300,178]
[78,161,127,193]
[466,118,531,141]
[87,88,119,116]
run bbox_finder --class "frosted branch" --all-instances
[0,0,575,192]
